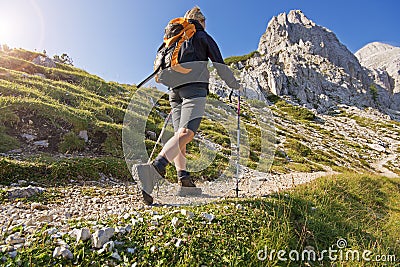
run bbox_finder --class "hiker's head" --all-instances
[184,6,206,29]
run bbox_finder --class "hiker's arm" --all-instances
[205,35,240,90]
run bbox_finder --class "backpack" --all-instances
[153,18,197,85]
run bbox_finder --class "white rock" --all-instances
[115,226,126,235]
[234,9,398,113]
[171,217,180,228]
[127,247,136,254]
[33,140,49,147]
[51,233,63,239]
[1,245,14,252]
[44,228,58,235]
[125,225,132,233]
[150,246,157,253]
[31,202,48,210]
[6,234,25,245]
[70,228,91,242]
[201,213,215,222]
[180,209,194,218]
[8,251,17,258]
[175,238,182,248]
[52,246,73,260]
[152,215,163,220]
[78,130,89,142]
[54,239,70,249]
[21,134,36,141]
[367,143,386,152]
[91,227,115,248]
[236,204,244,210]
[102,241,114,253]
[111,251,121,261]
[32,55,56,68]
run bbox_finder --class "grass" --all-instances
[0,156,131,186]
[0,49,134,156]
[1,173,398,266]
[0,126,19,153]
[0,49,136,181]
[0,187,64,205]
[224,51,259,65]
[274,100,316,122]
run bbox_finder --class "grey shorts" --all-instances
[169,85,207,133]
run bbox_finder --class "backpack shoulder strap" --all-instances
[164,18,196,47]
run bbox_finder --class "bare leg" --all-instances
[160,127,194,165]
[174,144,186,172]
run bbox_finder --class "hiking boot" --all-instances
[178,170,196,187]
[177,170,202,196]
[131,163,164,205]
[180,176,197,187]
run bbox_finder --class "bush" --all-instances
[53,53,73,66]
[369,83,378,102]
[58,132,85,153]
[266,94,281,104]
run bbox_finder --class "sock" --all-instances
[152,155,169,176]
[177,170,190,180]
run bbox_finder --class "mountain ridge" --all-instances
[221,10,400,120]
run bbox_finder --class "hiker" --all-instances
[134,6,241,205]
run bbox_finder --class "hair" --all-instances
[184,6,205,22]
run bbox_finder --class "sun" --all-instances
[0,18,15,45]
[0,1,46,50]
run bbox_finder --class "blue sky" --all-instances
[0,0,399,85]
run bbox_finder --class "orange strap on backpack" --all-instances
[164,18,196,74]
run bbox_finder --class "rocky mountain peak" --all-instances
[219,10,399,117]
[258,10,363,77]
[355,42,399,62]
[355,42,400,105]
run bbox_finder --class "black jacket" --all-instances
[171,19,240,90]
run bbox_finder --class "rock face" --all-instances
[32,55,56,68]
[216,10,398,115]
[355,42,400,107]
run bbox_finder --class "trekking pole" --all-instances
[235,90,241,198]
[135,66,168,162]
[229,89,241,198]
[137,66,161,89]
[148,111,172,164]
